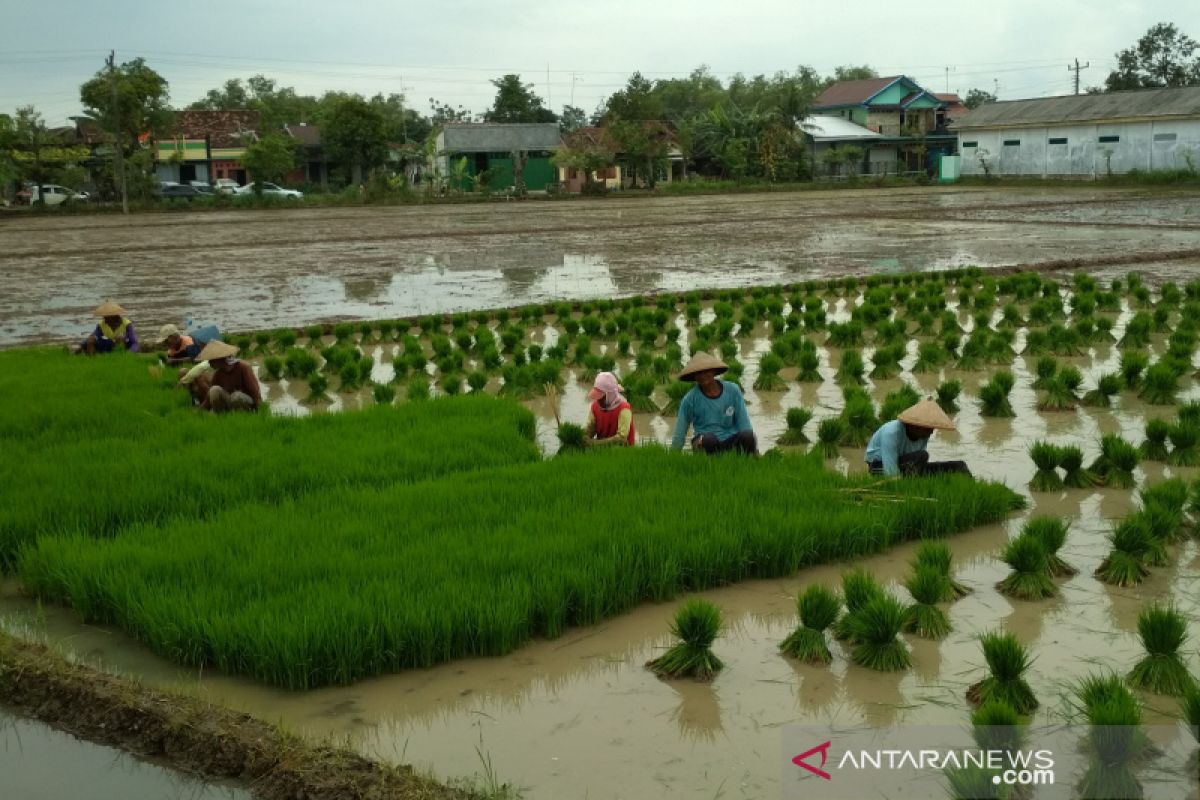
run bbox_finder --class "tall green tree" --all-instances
[321,96,389,184]
[559,105,588,134]
[1105,22,1200,90]
[963,89,997,110]
[12,107,53,204]
[603,72,663,122]
[369,93,430,144]
[189,75,320,131]
[484,75,557,123]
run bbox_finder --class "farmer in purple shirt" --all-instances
[77,300,139,355]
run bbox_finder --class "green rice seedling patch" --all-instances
[780,585,839,664]
[20,449,1020,688]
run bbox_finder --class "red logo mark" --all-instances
[792,741,833,780]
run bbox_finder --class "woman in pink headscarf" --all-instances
[584,371,636,447]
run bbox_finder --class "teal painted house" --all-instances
[811,76,957,174]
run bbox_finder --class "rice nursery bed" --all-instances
[19,448,1020,688]
[0,351,539,568]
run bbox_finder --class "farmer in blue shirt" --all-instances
[865,399,971,477]
[671,352,758,455]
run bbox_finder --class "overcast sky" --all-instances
[3,1,1197,125]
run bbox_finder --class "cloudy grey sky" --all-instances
[3,0,1197,124]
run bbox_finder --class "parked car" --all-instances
[235,181,304,199]
[214,178,241,194]
[155,184,209,200]
[28,184,89,206]
[188,180,214,192]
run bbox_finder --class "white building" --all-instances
[952,86,1200,178]
[799,115,886,173]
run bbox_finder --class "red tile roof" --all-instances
[935,93,968,118]
[813,77,901,108]
[171,109,261,148]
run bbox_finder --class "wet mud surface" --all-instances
[6,285,1200,798]
[4,186,1199,347]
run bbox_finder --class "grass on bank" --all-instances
[20,448,1021,688]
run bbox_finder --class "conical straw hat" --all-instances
[897,399,956,431]
[196,340,239,362]
[679,351,728,381]
[94,300,126,317]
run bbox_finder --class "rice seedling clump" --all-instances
[967,632,1038,714]
[780,585,840,663]
[1028,442,1064,492]
[1022,516,1075,577]
[1088,434,1140,489]
[914,540,970,599]
[997,533,1056,600]
[778,407,813,445]
[1140,419,1171,461]
[1074,675,1147,800]
[978,372,1015,418]
[903,565,952,639]
[1058,445,1098,488]
[846,594,911,671]
[646,599,724,681]
[1127,604,1194,696]
[1095,516,1153,587]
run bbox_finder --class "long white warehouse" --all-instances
[952,86,1200,178]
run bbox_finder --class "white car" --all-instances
[214,178,241,194]
[29,184,89,206]
[236,181,303,199]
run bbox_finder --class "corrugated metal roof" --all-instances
[951,86,1200,129]
[812,77,902,108]
[438,123,561,153]
[800,115,883,141]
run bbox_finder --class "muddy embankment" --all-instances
[0,631,467,800]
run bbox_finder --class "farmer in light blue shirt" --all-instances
[671,352,758,455]
[865,399,971,477]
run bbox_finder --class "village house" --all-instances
[435,122,560,192]
[154,109,260,186]
[952,86,1200,178]
[810,75,956,174]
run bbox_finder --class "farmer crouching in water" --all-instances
[583,371,636,446]
[671,352,757,455]
[866,399,971,477]
[177,340,262,413]
[76,300,139,354]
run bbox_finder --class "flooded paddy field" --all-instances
[6,266,1200,798]
[2,185,1199,347]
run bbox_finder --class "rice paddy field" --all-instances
[6,189,1200,797]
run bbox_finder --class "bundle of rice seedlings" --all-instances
[839,395,879,447]
[1022,329,1049,356]
[903,566,952,639]
[835,349,866,386]
[1095,516,1152,587]
[305,373,329,403]
[626,377,660,413]
[796,346,821,383]
[978,372,1015,418]
[1120,312,1153,348]
[1028,441,1064,492]
[966,632,1038,714]
[274,328,298,349]
[646,599,724,680]
[371,382,396,405]
[935,379,962,413]
[1059,445,1099,488]
[1031,357,1058,390]
[1075,678,1145,800]
[465,371,488,393]
[1127,604,1194,696]
[1180,400,1200,428]
[1139,419,1171,461]
[816,418,846,458]
[846,594,911,671]
[1140,480,1189,546]
[1181,686,1200,743]
[440,374,462,396]
[1138,363,1179,405]
[778,407,813,445]
[1038,375,1077,411]
[869,343,904,379]
[333,322,354,343]
[997,533,1056,600]
[262,356,283,381]
[1088,434,1140,489]
[1167,423,1200,466]
[914,540,970,600]
[556,422,587,452]
[833,568,885,641]
[879,384,921,423]
[284,347,318,378]
[1120,351,1149,389]
[1024,516,1076,576]
[779,585,841,664]
[1131,507,1174,567]
[305,324,325,344]
[970,698,1025,752]
[661,381,691,415]
[1082,373,1123,407]
[912,340,946,373]
[406,377,431,402]
[754,353,787,391]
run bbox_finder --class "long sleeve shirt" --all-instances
[671,380,753,450]
[584,404,633,447]
[92,321,139,352]
[865,419,929,476]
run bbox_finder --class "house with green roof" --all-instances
[810,75,957,175]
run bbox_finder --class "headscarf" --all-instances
[588,371,626,409]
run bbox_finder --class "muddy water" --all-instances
[0,707,251,800]
[5,290,1200,796]
[3,187,1199,347]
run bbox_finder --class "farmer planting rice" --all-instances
[157,324,205,364]
[865,399,971,477]
[582,371,636,447]
[177,340,262,413]
[75,300,139,355]
[671,352,757,455]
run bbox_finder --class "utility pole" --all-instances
[570,72,581,108]
[106,50,128,214]
[1068,58,1090,95]
[944,66,955,93]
